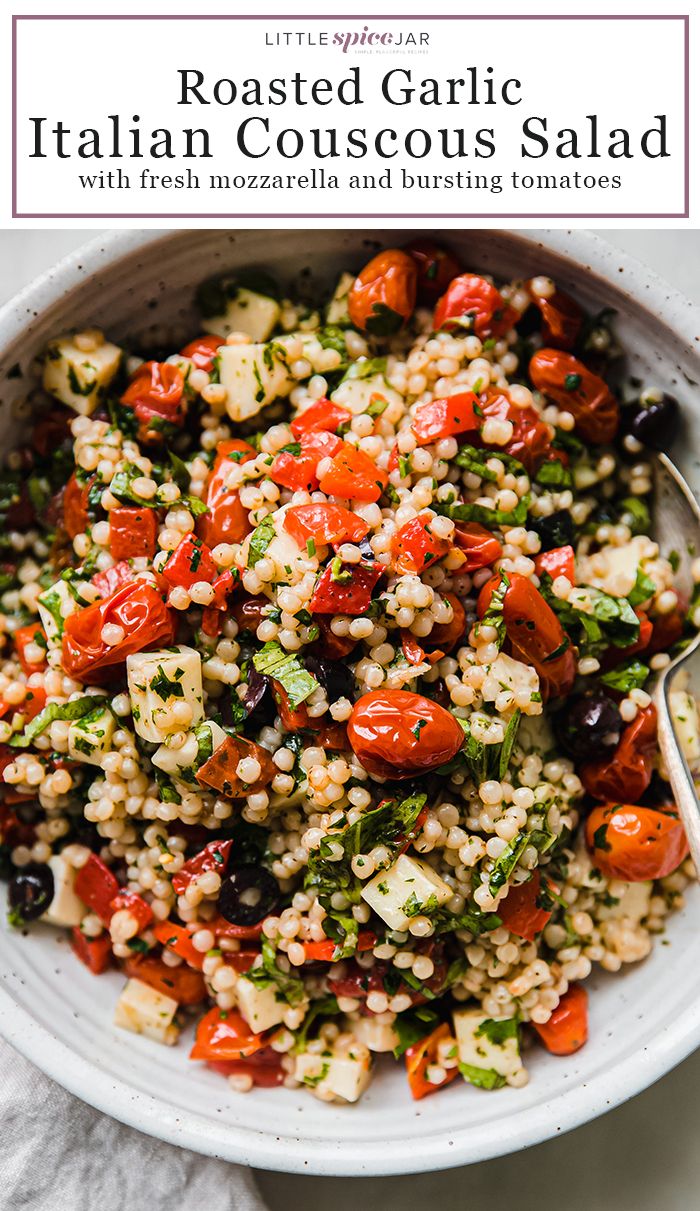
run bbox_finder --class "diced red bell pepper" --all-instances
[108,507,158,561]
[153,920,206,970]
[453,523,502,571]
[190,1006,268,1061]
[171,839,232,896]
[110,889,154,933]
[405,1022,459,1100]
[63,472,92,540]
[391,513,451,575]
[401,631,444,667]
[197,439,257,548]
[163,533,218,590]
[303,930,376,962]
[497,870,553,942]
[123,955,207,1006]
[13,623,47,674]
[532,984,588,1056]
[283,503,369,549]
[74,853,121,925]
[91,560,134,599]
[412,392,479,445]
[310,561,383,615]
[180,335,224,372]
[70,928,113,975]
[318,444,388,503]
[290,398,352,437]
[211,915,265,941]
[534,545,575,585]
[20,686,47,724]
[270,431,342,492]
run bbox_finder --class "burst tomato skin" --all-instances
[180,335,223,371]
[172,840,233,896]
[405,1022,459,1100]
[14,623,47,675]
[581,704,657,802]
[290,399,351,437]
[428,592,467,653]
[197,438,257,548]
[391,513,451,575]
[585,804,688,882]
[190,1007,268,1061]
[348,249,418,335]
[309,561,383,615]
[433,273,518,339]
[532,985,588,1056]
[347,689,465,779]
[529,349,619,444]
[404,239,462,302]
[527,282,583,351]
[412,392,479,445]
[478,388,553,474]
[121,361,185,442]
[497,870,552,942]
[61,581,176,685]
[477,572,575,701]
[453,522,502,571]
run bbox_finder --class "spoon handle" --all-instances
[655,657,700,874]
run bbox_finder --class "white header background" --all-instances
[2,0,697,228]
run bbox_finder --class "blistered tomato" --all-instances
[347,689,464,778]
[585,803,688,881]
[529,349,619,444]
[348,249,417,335]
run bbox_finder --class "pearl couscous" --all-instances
[1,241,696,1104]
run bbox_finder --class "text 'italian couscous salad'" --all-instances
[1,241,697,1104]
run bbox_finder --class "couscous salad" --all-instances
[0,241,695,1103]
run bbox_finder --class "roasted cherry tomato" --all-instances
[110,890,153,935]
[290,398,352,437]
[124,955,207,1006]
[197,438,257,548]
[270,430,342,492]
[412,391,479,445]
[329,952,447,1007]
[497,870,552,942]
[63,472,92,539]
[318,444,388,503]
[108,506,158,561]
[191,1007,268,1062]
[428,592,467,653]
[195,734,275,799]
[73,853,120,924]
[348,249,418,335]
[453,523,502,571]
[477,573,576,701]
[391,513,451,575]
[534,545,575,584]
[310,560,383,615]
[405,1022,459,1100]
[529,349,619,444]
[13,623,47,675]
[121,361,185,442]
[172,840,233,896]
[433,273,518,339]
[648,608,685,655]
[527,282,583,351]
[585,803,688,882]
[303,931,376,962]
[401,631,444,667]
[153,921,206,970]
[180,334,223,372]
[70,928,113,975]
[348,689,464,779]
[90,560,134,599]
[404,239,462,303]
[61,581,176,685]
[163,532,217,589]
[478,387,553,474]
[581,704,657,802]
[532,985,588,1056]
[207,1049,285,1087]
[283,503,369,550]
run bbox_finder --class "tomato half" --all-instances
[404,239,462,303]
[61,581,176,685]
[477,573,576,700]
[497,870,552,942]
[180,335,224,372]
[348,249,417,335]
[581,704,657,802]
[197,438,257,548]
[190,1006,268,1061]
[585,803,688,882]
[529,349,619,444]
[347,689,465,779]
[391,513,451,575]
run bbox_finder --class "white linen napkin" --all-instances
[0,1039,268,1211]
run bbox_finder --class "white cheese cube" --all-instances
[481,652,541,715]
[37,578,86,644]
[239,504,307,586]
[453,1008,522,1086]
[43,334,122,416]
[235,975,287,1033]
[68,705,116,767]
[331,370,403,416]
[220,341,294,422]
[41,853,85,928]
[669,689,700,769]
[294,1047,372,1103]
[351,1016,399,1053]
[114,977,179,1045]
[203,286,281,343]
[361,854,452,932]
[152,720,227,779]
[325,272,355,326]
[126,645,204,743]
[603,880,652,923]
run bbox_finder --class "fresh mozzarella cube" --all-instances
[203,286,280,343]
[41,853,85,928]
[294,1046,372,1103]
[351,1016,399,1053]
[481,652,541,716]
[43,334,122,416]
[331,370,403,416]
[220,341,294,422]
[37,578,86,644]
[669,690,700,768]
[453,1008,522,1086]
[152,719,227,779]
[68,705,116,767]
[239,504,307,586]
[577,536,660,600]
[126,645,204,743]
[603,880,652,923]
[325,272,355,326]
[114,977,179,1045]
[236,975,287,1033]
[361,853,452,932]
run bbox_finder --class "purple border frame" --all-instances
[11,13,690,220]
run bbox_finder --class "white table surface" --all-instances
[0,228,698,1210]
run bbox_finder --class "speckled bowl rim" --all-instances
[0,228,698,1177]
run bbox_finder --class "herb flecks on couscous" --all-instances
[1,242,696,1104]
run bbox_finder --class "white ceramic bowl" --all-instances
[0,230,698,1176]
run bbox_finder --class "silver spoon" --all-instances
[651,453,700,870]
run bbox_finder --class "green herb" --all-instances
[340,356,388,384]
[535,459,573,489]
[149,667,185,701]
[618,496,651,536]
[330,556,352,584]
[302,1062,330,1089]
[365,304,404,337]
[293,996,340,1053]
[245,937,306,1006]
[392,1008,440,1059]
[185,495,209,518]
[252,642,318,708]
[600,659,650,693]
[539,572,640,655]
[454,445,527,482]
[168,451,192,493]
[306,538,316,557]
[247,515,276,568]
[564,373,582,391]
[10,695,98,747]
[366,396,389,419]
[476,1017,518,1046]
[434,495,530,529]
[480,570,509,649]
[592,823,611,852]
[627,566,656,608]
[127,937,150,955]
[488,833,529,895]
[498,710,522,779]
[458,1062,506,1090]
